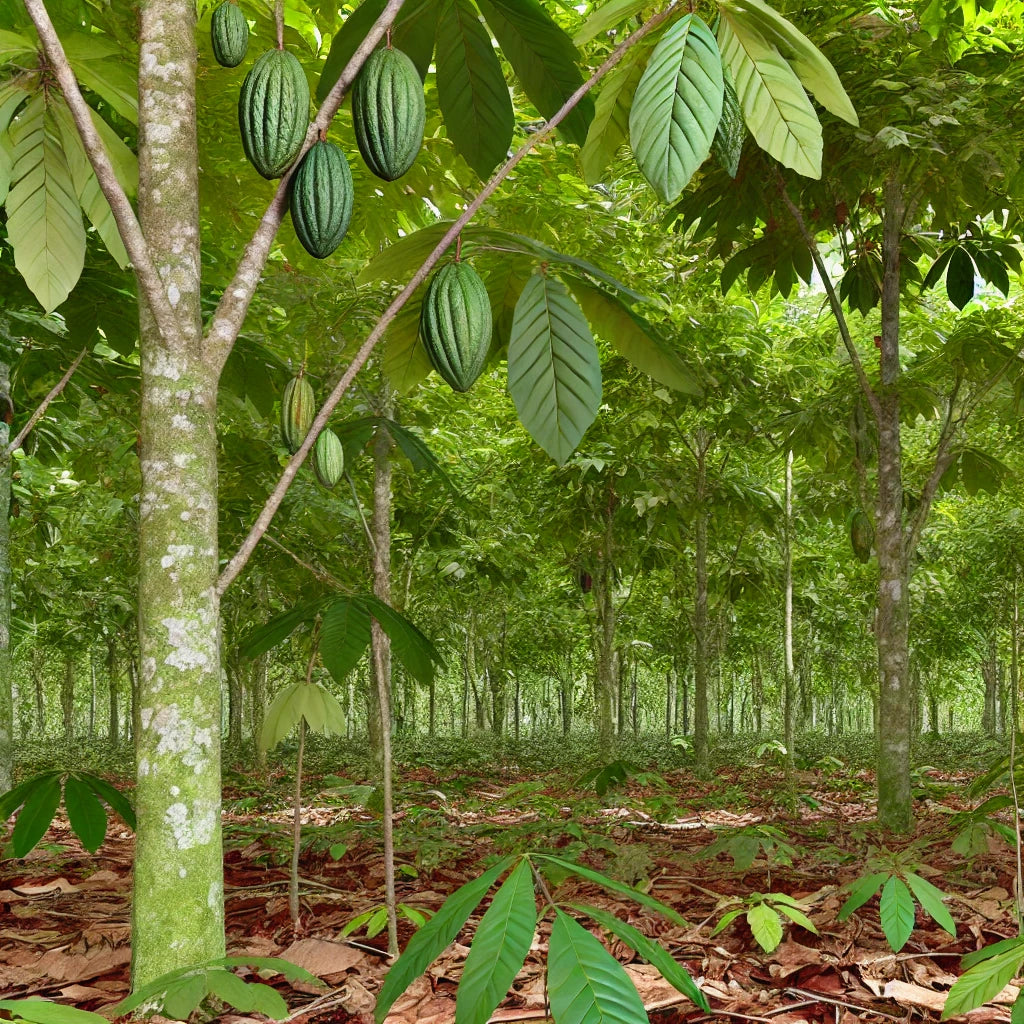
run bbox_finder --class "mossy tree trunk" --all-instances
[691,431,711,777]
[130,0,224,985]
[0,362,10,792]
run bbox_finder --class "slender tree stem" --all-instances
[4,349,86,457]
[290,716,306,925]
[217,2,680,594]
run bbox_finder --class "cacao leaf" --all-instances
[63,774,108,853]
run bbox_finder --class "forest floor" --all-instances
[0,734,1020,1023]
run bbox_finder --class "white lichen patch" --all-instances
[170,785,180,797]
[179,868,187,878]
[171,414,194,432]
[208,881,222,912]
[141,708,154,729]
[146,350,184,382]
[164,798,217,851]
[167,282,181,307]
[138,757,150,777]
[161,617,214,673]
[173,453,193,469]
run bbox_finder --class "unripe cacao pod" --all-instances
[211,1,249,68]
[313,428,345,488]
[351,47,425,181]
[239,48,310,178]
[420,262,492,393]
[290,140,354,259]
[280,376,315,453]
[849,509,873,563]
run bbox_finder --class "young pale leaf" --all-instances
[837,871,888,921]
[11,773,62,857]
[6,96,86,313]
[774,902,818,934]
[942,943,1024,1020]
[879,876,916,952]
[507,274,601,466]
[710,906,745,936]
[747,902,783,953]
[63,774,108,853]
[534,854,687,927]
[712,68,745,177]
[573,0,649,45]
[456,859,537,1024]
[547,909,648,1024]
[717,0,857,124]
[295,685,327,735]
[628,15,724,204]
[565,276,701,395]
[904,872,956,937]
[0,29,36,64]
[474,0,594,147]
[259,682,303,751]
[376,858,518,1023]
[571,903,708,1010]
[717,14,822,178]
[0,1000,111,1024]
[580,43,650,185]
[436,0,514,178]
[320,598,374,686]
[63,33,138,124]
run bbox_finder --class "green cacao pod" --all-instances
[238,48,310,178]
[211,2,249,68]
[289,140,354,259]
[419,262,493,393]
[849,509,874,564]
[351,47,425,181]
[280,376,316,453]
[313,428,345,488]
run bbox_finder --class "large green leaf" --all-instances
[375,856,518,1024]
[81,774,135,830]
[0,28,36,65]
[943,941,1024,1020]
[507,274,601,466]
[717,14,821,178]
[747,902,783,953]
[0,1000,110,1024]
[259,681,303,750]
[570,903,708,1010]
[547,909,647,1024]
[836,870,887,920]
[382,285,433,393]
[63,33,138,124]
[355,594,443,686]
[474,0,593,146]
[11,772,62,856]
[6,95,86,312]
[0,79,31,135]
[237,599,329,660]
[565,275,701,395]
[381,418,460,494]
[436,0,514,178]
[573,0,650,45]
[904,872,956,937]
[456,859,537,1024]
[628,15,723,204]
[717,0,857,125]
[320,597,373,685]
[879,876,915,952]
[63,774,108,853]
[580,41,650,185]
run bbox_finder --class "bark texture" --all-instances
[0,362,10,793]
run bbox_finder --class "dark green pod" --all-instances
[290,140,354,259]
[420,262,492,392]
[351,47,425,181]
[313,428,345,488]
[280,376,316,453]
[849,509,874,563]
[239,48,310,178]
[211,2,249,68]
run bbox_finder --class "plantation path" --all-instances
[1,763,1019,1022]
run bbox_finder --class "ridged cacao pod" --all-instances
[239,48,310,178]
[280,376,315,453]
[420,262,492,393]
[289,140,354,259]
[211,2,249,68]
[351,47,425,181]
[849,509,874,563]
[313,428,345,488]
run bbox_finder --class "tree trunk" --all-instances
[250,653,267,772]
[33,648,45,736]
[107,639,119,746]
[875,177,912,835]
[368,413,394,773]
[130,1,224,985]
[593,510,616,748]
[61,654,75,740]
[693,434,711,776]
[88,648,97,740]
[0,362,11,792]
[982,636,999,736]
[783,449,796,774]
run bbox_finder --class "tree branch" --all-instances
[216,3,679,595]
[4,348,86,458]
[777,180,882,420]
[204,0,410,375]
[21,0,182,347]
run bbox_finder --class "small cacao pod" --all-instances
[211,1,249,68]
[351,47,425,181]
[280,376,315,453]
[290,140,354,259]
[849,509,874,563]
[419,261,492,393]
[238,48,310,178]
[313,428,345,488]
